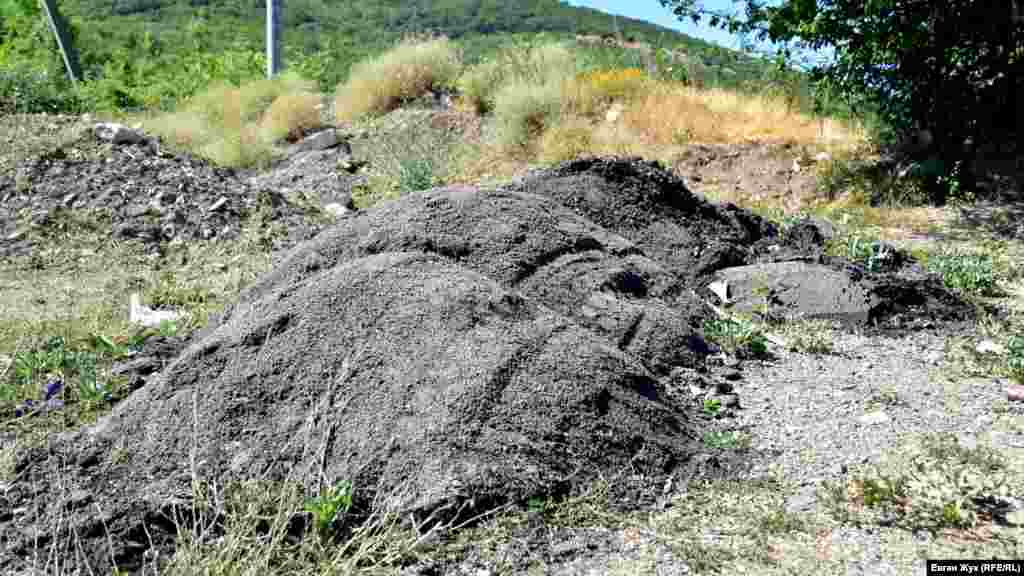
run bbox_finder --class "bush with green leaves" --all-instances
[0,66,84,114]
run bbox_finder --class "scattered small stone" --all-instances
[720,355,740,369]
[716,394,740,408]
[719,369,742,382]
[93,122,146,145]
[707,279,730,304]
[323,203,349,218]
[292,128,346,153]
[858,411,890,425]
[208,197,229,213]
[605,102,624,123]
[129,293,181,328]
[1008,384,1024,403]
[1005,509,1024,527]
[976,339,1007,355]
[923,350,943,365]
[784,486,817,514]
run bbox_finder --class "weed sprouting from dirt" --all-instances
[820,432,1024,533]
[703,317,768,358]
[925,251,998,297]
[1008,335,1024,383]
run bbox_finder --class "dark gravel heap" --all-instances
[0,132,330,260]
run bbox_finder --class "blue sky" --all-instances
[566,0,751,51]
[566,0,836,69]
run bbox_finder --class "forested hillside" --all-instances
[2,0,792,113]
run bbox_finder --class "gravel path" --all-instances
[723,329,1024,574]
[736,330,1022,498]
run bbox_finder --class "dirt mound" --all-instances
[0,157,977,573]
[0,131,328,260]
[507,157,778,281]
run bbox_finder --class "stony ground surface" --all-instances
[1,111,1022,575]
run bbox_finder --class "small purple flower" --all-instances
[44,376,64,401]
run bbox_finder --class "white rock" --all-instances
[129,293,181,328]
[208,197,229,212]
[976,339,1007,355]
[94,122,146,145]
[294,129,340,152]
[814,151,832,162]
[323,203,349,217]
[858,411,890,425]
[605,102,624,123]
[707,279,730,304]
[923,350,943,365]
[791,159,802,173]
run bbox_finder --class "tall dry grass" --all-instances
[334,37,462,123]
[143,72,322,168]
[622,83,866,149]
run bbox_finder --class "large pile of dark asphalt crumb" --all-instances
[0,157,973,573]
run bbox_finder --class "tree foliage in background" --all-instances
[660,0,1024,193]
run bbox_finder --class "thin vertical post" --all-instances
[266,0,282,78]
[38,0,81,84]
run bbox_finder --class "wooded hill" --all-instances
[3,0,807,113]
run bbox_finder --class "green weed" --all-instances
[304,480,354,541]
[702,430,751,450]
[925,251,998,297]
[703,317,768,358]
[1008,335,1024,383]
[821,433,1021,532]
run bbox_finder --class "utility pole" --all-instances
[266,0,282,78]
[39,0,81,84]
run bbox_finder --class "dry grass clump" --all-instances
[623,83,866,148]
[538,114,595,164]
[562,68,649,117]
[334,36,462,123]
[492,80,563,152]
[259,91,323,143]
[143,72,321,168]
[457,42,576,115]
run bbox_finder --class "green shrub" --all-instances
[0,66,84,114]
[926,251,997,297]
